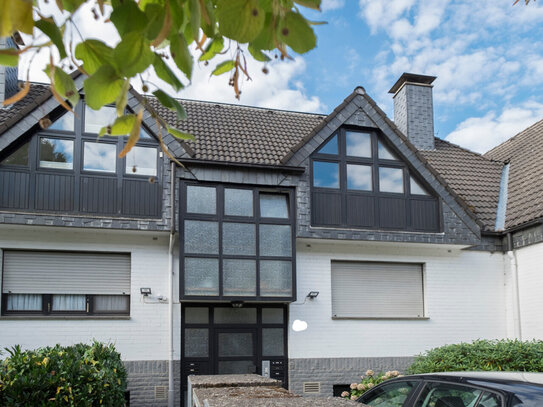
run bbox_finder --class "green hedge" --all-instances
[0,341,127,406]
[408,339,543,374]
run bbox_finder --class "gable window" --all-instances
[310,128,440,232]
[1,250,131,316]
[83,141,117,173]
[0,142,29,166]
[331,261,425,319]
[181,183,295,301]
[39,138,74,170]
[125,146,157,176]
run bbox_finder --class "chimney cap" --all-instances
[388,73,436,94]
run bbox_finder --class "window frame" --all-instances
[412,380,505,407]
[310,127,441,231]
[179,182,297,302]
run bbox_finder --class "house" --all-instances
[1,36,543,406]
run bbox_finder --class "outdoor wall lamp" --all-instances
[306,291,319,299]
[231,301,244,308]
[140,287,152,296]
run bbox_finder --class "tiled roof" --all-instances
[0,84,51,135]
[421,139,504,230]
[485,119,543,229]
[147,98,325,165]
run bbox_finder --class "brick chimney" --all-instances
[389,73,436,151]
[0,37,19,105]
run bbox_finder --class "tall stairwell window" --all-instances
[310,128,440,232]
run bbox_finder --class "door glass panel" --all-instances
[39,138,74,170]
[259,225,291,257]
[478,392,500,407]
[347,164,372,191]
[49,113,75,131]
[313,161,339,188]
[184,328,209,357]
[346,131,371,157]
[186,186,216,215]
[218,332,253,357]
[223,259,256,296]
[223,223,255,255]
[378,140,397,160]
[52,295,86,311]
[218,360,256,374]
[317,135,338,155]
[410,176,429,196]
[262,308,284,324]
[260,260,292,297]
[184,258,219,296]
[260,194,289,218]
[83,142,117,173]
[1,142,29,166]
[6,294,41,311]
[359,380,418,407]
[185,307,209,324]
[214,308,256,324]
[224,188,253,217]
[184,220,218,254]
[262,328,284,356]
[414,382,483,407]
[379,167,404,193]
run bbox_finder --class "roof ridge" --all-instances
[146,95,327,117]
[435,137,505,165]
[485,117,543,157]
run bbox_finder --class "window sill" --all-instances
[332,316,430,321]
[0,316,131,321]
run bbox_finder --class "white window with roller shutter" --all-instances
[331,261,425,319]
[1,250,131,316]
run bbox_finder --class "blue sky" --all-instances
[22,0,543,154]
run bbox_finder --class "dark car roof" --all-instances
[410,372,543,386]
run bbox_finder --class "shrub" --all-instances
[341,369,401,400]
[0,341,127,406]
[408,339,543,374]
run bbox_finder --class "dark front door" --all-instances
[215,328,257,374]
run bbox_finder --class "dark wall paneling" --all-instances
[122,179,161,217]
[379,197,406,229]
[312,192,342,226]
[0,171,30,209]
[34,173,74,211]
[80,177,117,214]
[410,199,439,232]
[346,194,374,227]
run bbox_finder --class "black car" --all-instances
[356,372,543,407]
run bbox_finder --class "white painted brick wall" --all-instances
[515,242,543,340]
[0,225,181,361]
[290,240,507,359]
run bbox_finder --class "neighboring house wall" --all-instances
[514,241,543,340]
[288,239,507,396]
[0,225,180,407]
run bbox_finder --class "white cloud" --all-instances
[321,0,345,12]
[446,102,543,154]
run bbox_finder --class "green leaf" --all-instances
[251,12,275,50]
[169,0,185,29]
[277,12,316,54]
[75,40,115,75]
[199,37,224,62]
[115,79,131,117]
[170,33,193,80]
[110,114,137,136]
[0,0,33,37]
[212,60,235,76]
[0,49,18,67]
[153,89,187,120]
[52,68,79,108]
[293,0,321,10]
[83,65,125,110]
[201,0,218,38]
[144,3,165,40]
[110,1,148,37]
[35,18,67,60]
[189,0,201,41]
[59,0,85,13]
[114,32,155,77]
[248,44,270,62]
[167,126,194,140]
[217,0,265,43]
[153,54,184,92]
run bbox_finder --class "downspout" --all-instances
[168,161,176,407]
[507,232,522,340]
